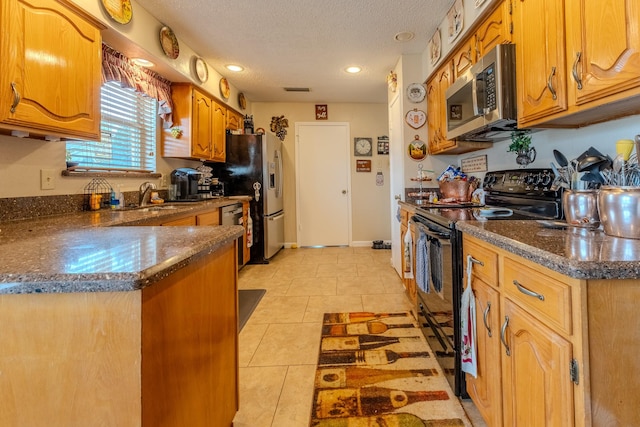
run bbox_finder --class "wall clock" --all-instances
[354,138,373,156]
[407,83,426,103]
[405,109,427,129]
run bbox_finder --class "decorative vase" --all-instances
[515,147,536,166]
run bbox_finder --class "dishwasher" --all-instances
[221,203,244,266]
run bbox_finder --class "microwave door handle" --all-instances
[471,74,481,116]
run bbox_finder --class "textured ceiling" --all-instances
[133,0,454,103]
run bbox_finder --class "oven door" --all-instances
[411,216,463,396]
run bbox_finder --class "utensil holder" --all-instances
[562,189,599,227]
[598,186,640,239]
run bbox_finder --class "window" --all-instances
[66,81,158,172]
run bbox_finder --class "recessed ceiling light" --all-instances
[226,64,244,72]
[345,66,362,74]
[394,31,415,42]
[131,58,154,67]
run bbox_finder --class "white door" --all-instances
[296,122,351,246]
[389,94,405,275]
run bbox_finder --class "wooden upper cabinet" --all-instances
[226,109,243,131]
[452,38,475,81]
[0,0,104,140]
[192,88,213,159]
[212,99,226,162]
[427,63,455,154]
[474,0,512,61]
[513,0,568,124]
[162,83,226,162]
[565,0,640,105]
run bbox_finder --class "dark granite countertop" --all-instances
[400,200,640,280]
[0,198,247,294]
[456,220,640,280]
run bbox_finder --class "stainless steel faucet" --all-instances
[139,182,157,206]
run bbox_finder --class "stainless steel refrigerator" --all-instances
[210,133,284,263]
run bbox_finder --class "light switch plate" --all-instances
[40,169,56,190]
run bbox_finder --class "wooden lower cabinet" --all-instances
[464,234,580,426]
[465,277,502,427]
[142,241,238,427]
[0,241,238,427]
[161,215,197,226]
[501,299,574,427]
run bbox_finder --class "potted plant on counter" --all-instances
[508,130,536,166]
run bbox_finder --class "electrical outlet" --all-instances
[159,174,167,188]
[40,169,56,190]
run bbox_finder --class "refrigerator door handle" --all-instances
[268,212,285,221]
[275,149,283,198]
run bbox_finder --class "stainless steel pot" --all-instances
[597,186,640,239]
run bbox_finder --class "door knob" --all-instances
[394,194,402,200]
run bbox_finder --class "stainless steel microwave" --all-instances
[445,44,517,142]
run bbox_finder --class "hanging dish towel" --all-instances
[403,229,414,279]
[430,238,444,299]
[415,229,429,292]
[461,255,478,378]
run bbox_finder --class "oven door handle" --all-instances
[411,219,451,240]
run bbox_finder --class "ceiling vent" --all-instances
[284,87,310,92]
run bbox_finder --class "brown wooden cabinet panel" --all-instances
[212,100,227,162]
[566,0,640,105]
[0,0,103,139]
[192,88,213,159]
[227,109,243,131]
[427,63,455,154]
[452,38,475,81]
[142,242,238,427]
[161,216,197,226]
[501,299,574,427]
[196,210,220,226]
[513,0,568,124]
[474,1,512,61]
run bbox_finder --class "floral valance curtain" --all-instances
[101,44,174,127]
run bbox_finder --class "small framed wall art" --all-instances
[315,104,328,120]
[447,0,464,42]
[405,109,427,129]
[429,29,441,65]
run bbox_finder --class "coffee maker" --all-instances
[210,179,225,197]
[169,168,202,200]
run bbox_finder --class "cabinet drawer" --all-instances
[197,210,220,226]
[463,237,498,286]
[161,216,197,226]
[503,257,572,335]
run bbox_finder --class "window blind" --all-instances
[67,81,158,172]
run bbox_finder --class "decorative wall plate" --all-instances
[101,0,132,24]
[220,77,230,99]
[408,136,428,161]
[159,26,179,59]
[193,57,208,83]
[405,109,427,129]
[407,83,426,103]
[238,92,247,110]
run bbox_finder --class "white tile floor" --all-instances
[232,246,486,427]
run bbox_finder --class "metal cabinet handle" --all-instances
[513,279,545,301]
[483,302,492,337]
[547,67,557,100]
[10,82,20,113]
[469,256,484,267]
[500,316,510,356]
[572,52,583,90]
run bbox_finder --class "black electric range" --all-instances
[410,168,562,398]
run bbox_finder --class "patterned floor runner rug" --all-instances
[309,312,470,427]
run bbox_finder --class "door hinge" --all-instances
[570,359,579,385]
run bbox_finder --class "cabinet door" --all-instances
[565,0,640,105]
[0,0,102,139]
[211,100,226,162]
[426,77,440,154]
[501,299,574,427]
[466,278,502,427]
[196,210,220,226]
[161,216,197,226]
[474,0,512,61]
[435,65,456,152]
[452,38,475,81]
[191,89,213,159]
[226,109,242,131]
[513,0,568,124]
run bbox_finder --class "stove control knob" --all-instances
[540,174,552,186]
[524,174,536,185]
